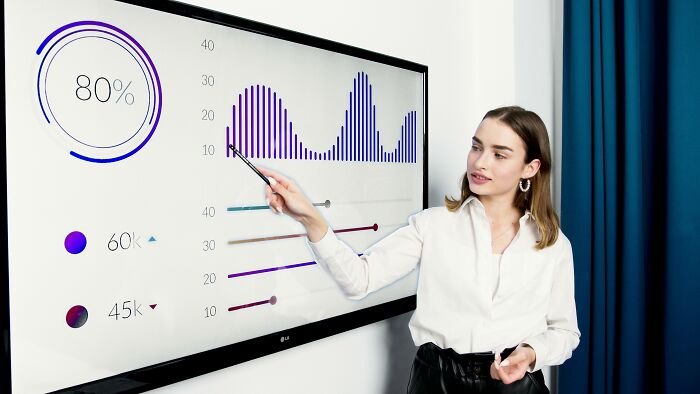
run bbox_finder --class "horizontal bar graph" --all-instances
[227,223,378,245]
[228,261,316,279]
[228,296,277,312]
[225,72,418,163]
[227,200,331,213]
[227,254,362,280]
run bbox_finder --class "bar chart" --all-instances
[225,71,418,163]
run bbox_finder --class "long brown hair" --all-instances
[445,106,559,249]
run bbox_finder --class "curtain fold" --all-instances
[561,0,699,393]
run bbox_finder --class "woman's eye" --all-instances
[495,153,506,159]
[471,145,480,151]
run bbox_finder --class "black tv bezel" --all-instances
[1,0,429,392]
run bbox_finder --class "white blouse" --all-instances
[307,196,580,372]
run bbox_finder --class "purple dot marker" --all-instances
[65,231,87,254]
[66,305,88,328]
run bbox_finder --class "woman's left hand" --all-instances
[490,344,536,384]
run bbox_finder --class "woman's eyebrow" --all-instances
[472,137,513,152]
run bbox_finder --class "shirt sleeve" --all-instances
[521,236,581,372]
[306,210,426,300]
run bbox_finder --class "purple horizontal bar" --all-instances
[228,261,316,278]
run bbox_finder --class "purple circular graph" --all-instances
[66,305,88,328]
[64,231,87,254]
[36,21,162,163]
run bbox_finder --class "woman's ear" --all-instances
[523,159,541,178]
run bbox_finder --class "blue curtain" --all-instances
[561,0,700,393]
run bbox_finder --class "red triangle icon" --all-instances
[149,304,157,309]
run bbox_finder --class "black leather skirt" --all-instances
[406,342,550,394]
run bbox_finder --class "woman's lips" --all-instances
[470,173,491,185]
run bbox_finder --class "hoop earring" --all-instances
[519,178,531,192]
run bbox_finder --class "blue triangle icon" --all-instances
[148,236,156,242]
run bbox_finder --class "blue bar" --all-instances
[256,87,259,158]
[374,106,378,161]
[238,95,242,154]
[361,73,364,161]
[369,85,373,161]
[250,86,254,157]
[244,88,248,157]
[288,119,292,159]
[364,73,368,161]
[262,87,266,158]
[345,107,349,160]
[268,88,271,158]
[234,105,236,157]
[278,99,282,159]
[294,133,298,159]
[353,78,357,161]
[288,120,292,159]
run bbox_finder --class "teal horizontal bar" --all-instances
[227,205,269,212]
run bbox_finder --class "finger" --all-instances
[491,362,501,380]
[495,358,511,383]
[270,180,292,199]
[500,350,526,368]
[258,167,293,189]
[503,367,526,384]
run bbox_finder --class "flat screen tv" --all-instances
[2,0,428,392]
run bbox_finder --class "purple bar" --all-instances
[244,88,248,157]
[305,148,308,160]
[273,93,277,159]
[360,73,364,162]
[256,85,260,158]
[374,106,378,161]
[404,116,408,163]
[408,113,412,163]
[226,126,230,157]
[412,111,415,162]
[288,120,292,160]
[333,145,336,160]
[364,73,368,161]
[283,110,287,159]
[238,95,242,154]
[278,99,282,159]
[262,87,266,159]
[249,86,254,157]
[314,152,317,160]
[228,261,317,279]
[408,112,412,163]
[294,134,298,159]
[232,105,236,157]
[350,86,354,161]
[345,109,348,160]
[369,85,373,161]
[400,126,404,163]
[267,88,272,158]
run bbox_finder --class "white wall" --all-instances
[151,1,561,393]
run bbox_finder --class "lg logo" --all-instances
[280,335,290,343]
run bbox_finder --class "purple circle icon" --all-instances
[65,231,87,254]
[66,305,88,328]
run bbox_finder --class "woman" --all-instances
[260,106,580,393]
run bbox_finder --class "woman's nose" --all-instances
[473,152,487,169]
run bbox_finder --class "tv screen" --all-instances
[2,0,427,392]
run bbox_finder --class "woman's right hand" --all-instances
[258,167,329,242]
